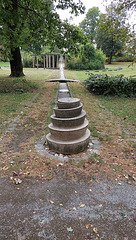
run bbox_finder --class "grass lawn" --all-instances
[65,62,136,81]
[0,62,10,67]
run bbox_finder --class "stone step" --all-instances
[57,97,80,109]
[46,129,90,154]
[51,110,86,128]
[54,103,83,118]
[48,119,88,141]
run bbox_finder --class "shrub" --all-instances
[84,73,136,97]
[67,43,106,70]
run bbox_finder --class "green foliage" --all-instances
[21,51,33,68]
[84,73,136,97]
[67,43,106,70]
[96,3,130,64]
[79,7,100,42]
[0,78,38,93]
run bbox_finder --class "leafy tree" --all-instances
[0,0,86,77]
[79,7,100,43]
[117,0,136,10]
[67,43,106,70]
[96,3,130,64]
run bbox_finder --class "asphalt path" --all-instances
[0,176,136,240]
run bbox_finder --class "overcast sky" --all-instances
[57,0,112,26]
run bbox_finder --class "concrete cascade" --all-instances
[46,97,90,154]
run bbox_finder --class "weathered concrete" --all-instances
[48,119,88,141]
[57,98,80,109]
[46,129,90,154]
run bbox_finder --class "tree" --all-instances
[67,43,106,70]
[117,0,136,10]
[0,0,86,77]
[79,7,100,43]
[96,3,130,63]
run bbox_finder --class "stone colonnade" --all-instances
[33,54,67,69]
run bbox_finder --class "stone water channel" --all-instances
[36,58,101,160]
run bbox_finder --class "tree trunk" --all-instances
[10,47,24,77]
[108,55,112,64]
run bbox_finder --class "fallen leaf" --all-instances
[12,171,18,176]
[67,227,73,232]
[118,182,122,185]
[73,207,76,211]
[57,163,64,167]
[41,220,46,224]
[99,204,102,208]
[121,213,127,218]
[80,204,85,208]
[93,227,98,233]
[14,178,22,184]
[106,186,111,190]
[50,200,54,204]
[60,203,63,206]
[127,181,132,185]
[65,209,70,213]
[86,225,89,229]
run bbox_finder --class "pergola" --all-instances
[32,54,67,69]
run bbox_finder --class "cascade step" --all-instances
[54,103,83,118]
[48,119,88,141]
[57,98,80,109]
[51,110,86,127]
[46,129,90,154]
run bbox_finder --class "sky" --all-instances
[57,0,112,26]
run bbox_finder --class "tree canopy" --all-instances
[0,0,86,76]
[96,3,130,63]
[79,7,100,43]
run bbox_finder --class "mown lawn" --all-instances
[65,62,136,81]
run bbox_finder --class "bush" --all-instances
[84,73,136,97]
[67,43,106,70]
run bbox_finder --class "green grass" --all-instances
[97,96,136,125]
[65,62,136,81]
[0,67,58,128]
[0,62,10,67]
[0,93,35,125]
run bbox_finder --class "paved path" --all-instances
[0,176,136,239]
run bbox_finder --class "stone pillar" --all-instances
[33,56,35,68]
[57,55,59,68]
[43,56,45,69]
[49,55,51,68]
[46,55,48,68]
[36,56,38,69]
[53,55,55,69]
